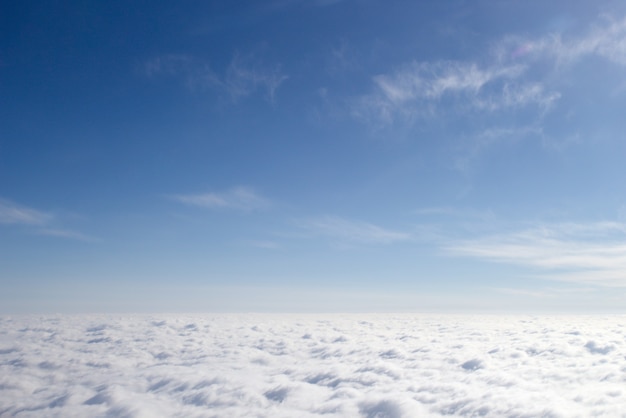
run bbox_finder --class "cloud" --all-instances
[0,198,95,241]
[447,222,626,287]
[373,61,523,103]
[143,54,195,77]
[144,52,287,102]
[0,199,51,225]
[1,314,625,417]
[354,14,626,127]
[296,216,411,245]
[514,15,626,67]
[225,53,288,102]
[171,187,270,211]
[353,59,557,126]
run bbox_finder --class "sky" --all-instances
[2,0,626,313]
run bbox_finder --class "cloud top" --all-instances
[1,314,625,417]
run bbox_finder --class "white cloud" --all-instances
[0,198,95,241]
[144,52,287,102]
[354,59,555,126]
[297,216,411,245]
[225,53,288,102]
[0,199,51,225]
[373,61,523,103]
[143,54,195,77]
[172,187,270,211]
[524,15,626,66]
[494,15,626,72]
[327,39,357,75]
[1,314,625,417]
[447,222,626,287]
[415,206,497,222]
[355,14,626,127]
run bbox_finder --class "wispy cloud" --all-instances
[326,39,358,75]
[144,52,287,102]
[354,14,626,127]
[447,222,626,287]
[374,61,523,103]
[415,206,496,222]
[296,216,411,245]
[453,125,544,173]
[0,199,51,225]
[225,53,288,102]
[143,54,195,77]
[36,228,99,242]
[171,187,270,211]
[0,198,94,241]
[353,60,557,126]
[508,15,626,67]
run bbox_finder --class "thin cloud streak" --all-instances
[144,53,287,102]
[453,125,544,173]
[0,199,52,225]
[297,216,411,245]
[354,60,557,125]
[172,187,270,211]
[225,53,288,102]
[373,61,523,103]
[0,198,95,241]
[447,222,626,287]
[514,15,626,66]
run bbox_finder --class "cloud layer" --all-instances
[447,222,626,287]
[1,314,625,417]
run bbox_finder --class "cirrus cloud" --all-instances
[0,199,51,225]
[144,52,288,103]
[353,14,626,127]
[447,221,626,287]
[171,187,270,212]
[0,198,94,242]
[296,216,412,245]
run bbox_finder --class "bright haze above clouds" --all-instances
[2,0,626,313]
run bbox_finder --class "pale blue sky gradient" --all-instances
[2,1,626,312]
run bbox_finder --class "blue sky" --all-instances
[3,0,626,312]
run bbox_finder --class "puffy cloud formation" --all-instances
[1,314,625,417]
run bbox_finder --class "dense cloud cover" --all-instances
[1,314,625,417]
